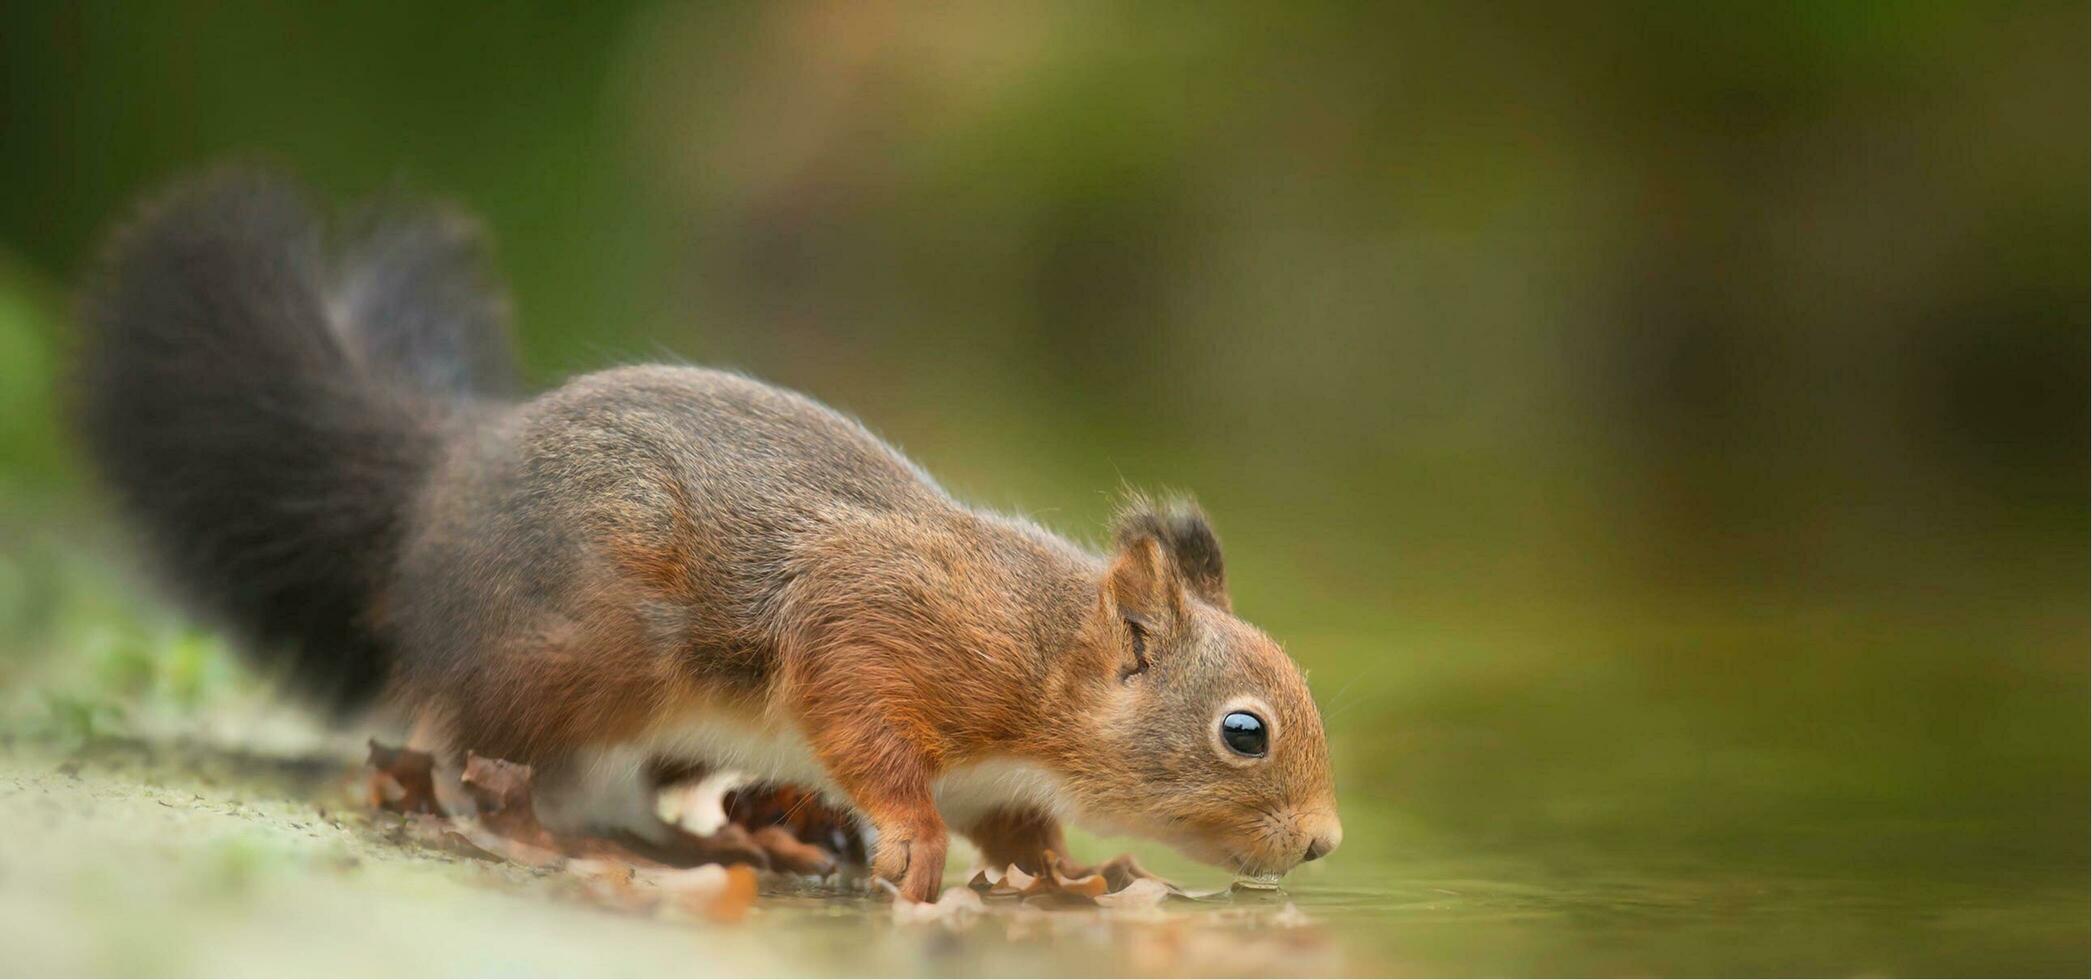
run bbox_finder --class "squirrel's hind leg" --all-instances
[958,807,1072,877]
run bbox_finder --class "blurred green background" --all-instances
[0,1,2084,974]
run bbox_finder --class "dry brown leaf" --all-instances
[1092,852,1174,893]
[365,741,436,814]
[1048,866,1109,899]
[982,875,1028,901]
[460,753,533,812]
[953,850,1197,911]
[1094,876,1174,910]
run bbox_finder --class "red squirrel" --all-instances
[75,169,1341,900]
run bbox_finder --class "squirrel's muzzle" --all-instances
[1299,813,1343,863]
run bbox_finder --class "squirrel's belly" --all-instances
[932,759,1071,828]
[637,715,1072,828]
[645,714,834,793]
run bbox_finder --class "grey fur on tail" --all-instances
[73,168,517,711]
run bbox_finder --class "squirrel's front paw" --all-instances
[873,830,948,902]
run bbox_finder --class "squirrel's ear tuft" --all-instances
[1110,497,1229,611]
[1160,506,1227,611]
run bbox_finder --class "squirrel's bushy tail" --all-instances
[75,168,517,711]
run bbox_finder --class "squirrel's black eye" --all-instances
[1220,711,1268,757]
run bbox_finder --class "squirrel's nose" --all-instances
[1301,816,1343,862]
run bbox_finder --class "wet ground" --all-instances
[1,734,2081,976]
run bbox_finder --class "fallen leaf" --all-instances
[1094,876,1174,909]
[979,867,1029,901]
[1046,866,1112,904]
[460,753,533,813]
[365,741,436,814]
[1092,852,1174,894]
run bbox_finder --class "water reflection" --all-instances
[744,852,2085,976]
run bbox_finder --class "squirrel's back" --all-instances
[386,360,1094,760]
[524,364,946,516]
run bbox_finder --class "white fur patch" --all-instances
[655,768,747,836]
[932,758,1070,827]
[643,713,834,792]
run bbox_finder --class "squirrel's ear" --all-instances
[1105,534,1176,626]
[1111,500,1229,612]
